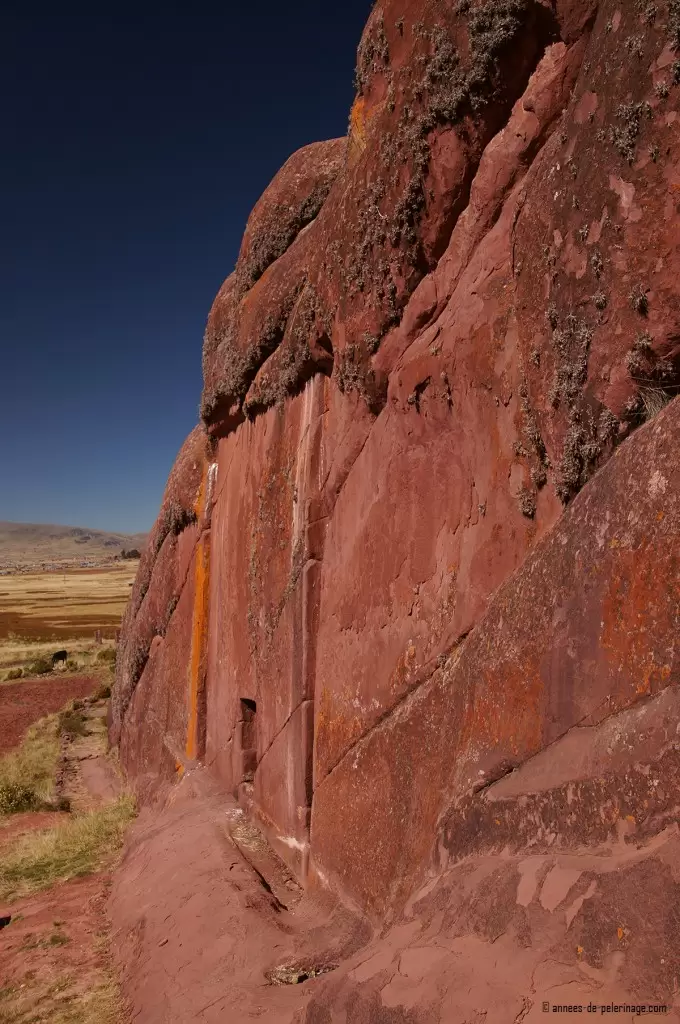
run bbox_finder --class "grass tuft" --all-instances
[0,715,61,814]
[27,657,53,677]
[58,709,87,739]
[0,794,136,903]
[0,973,124,1024]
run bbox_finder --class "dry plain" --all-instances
[0,562,138,649]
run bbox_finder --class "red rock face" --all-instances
[114,0,680,934]
[111,425,210,748]
[311,399,679,917]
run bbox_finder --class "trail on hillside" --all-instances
[0,694,131,1024]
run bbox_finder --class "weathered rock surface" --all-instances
[110,765,680,1023]
[111,0,680,1018]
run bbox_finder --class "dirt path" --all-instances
[0,694,129,1023]
[108,767,680,1024]
[0,674,99,754]
[56,700,122,812]
[108,768,366,1024]
[0,810,70,849]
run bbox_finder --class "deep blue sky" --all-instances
[0,8,369,534]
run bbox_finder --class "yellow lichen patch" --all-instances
[186,528,210,761]
[314,685,332,740]
[388,644,418,697]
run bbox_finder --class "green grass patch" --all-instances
[0,794,136,903]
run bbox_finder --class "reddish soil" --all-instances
[0,810,70,849]
[0,675,99,754]
[59,703,123,813]
[0,874,128,1020]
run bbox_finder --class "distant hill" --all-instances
[0,521,148,566]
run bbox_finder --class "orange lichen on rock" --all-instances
[347,96,368,164]
[186,528,210,762]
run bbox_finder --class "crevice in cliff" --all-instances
[471,685,680,805]
[317,412,375,517]
[341,0,563,358]
[118,522,209,732]
[202,280,304,434]
[440,689,680,866]
[243,284,334,418]
[256,698,313,777]
[316,629,472,790]
[400,40,590,376]
[470,760,518,795]
[237,183,338,296]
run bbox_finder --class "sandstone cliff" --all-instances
[111,1,680,1018]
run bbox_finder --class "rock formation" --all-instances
[111,0,680,1017]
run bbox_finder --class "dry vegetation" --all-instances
[0,794,135,903]
[0,563,138,644]
[1,640,117,685]
[0,715,61,813]
[0,975,123,1024]
[0,557,136,1023]
[0,698,134,1024]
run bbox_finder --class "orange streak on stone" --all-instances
[186,466,210,761]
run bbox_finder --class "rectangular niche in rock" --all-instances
[239,698,257,784]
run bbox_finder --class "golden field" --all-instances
[0,562,138,645]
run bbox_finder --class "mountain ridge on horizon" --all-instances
[0,520,148,565]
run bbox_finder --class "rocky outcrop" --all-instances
[112,0,680,1015]
[311,399,679,917]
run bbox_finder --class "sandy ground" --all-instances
[109,770,366,1024]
